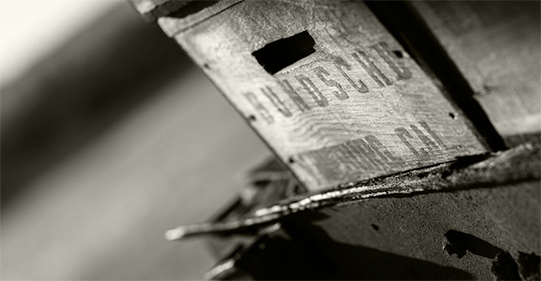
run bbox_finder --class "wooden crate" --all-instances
[155,0,487,191]
[129,1,540,279]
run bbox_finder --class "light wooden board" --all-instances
[129,0,193,21]
[159,0,487,190]
[411,1,541,143]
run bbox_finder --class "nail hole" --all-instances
[371,224,379,231]
[393,50,403,58]
[248,115,256,122]
[252,30,316,75]
[288,157,295,164]
[203,63,210,69]
[449,112,456,119]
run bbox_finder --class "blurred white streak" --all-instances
[0,0,119,86]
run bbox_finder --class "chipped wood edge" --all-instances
[158,0,244,37]
[128,0,195,22]
[165,143,540,240]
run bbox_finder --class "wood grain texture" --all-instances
[411,1,541,143]
[163,0,487,190]
[170,142,540,278]
[165,142,540,239]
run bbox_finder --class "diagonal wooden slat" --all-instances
[154,0,488,190]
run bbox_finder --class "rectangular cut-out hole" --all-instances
[252,31,316,74]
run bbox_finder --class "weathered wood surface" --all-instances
[129,0,193,21]
[411,1,541,144]
[165,143,540,279]
[165,142,540,240]
[158,0,244,35]
[159,0,487,191]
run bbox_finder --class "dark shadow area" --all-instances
[365,0,507,152]
[233,229,333,280]
[444,230,503,259]
[235,211,475,280]
[1,3,193,209]
[491,252,521,281]
[443,230,540,280]
[517,252,541,280]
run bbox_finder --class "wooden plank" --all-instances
[158,0,487,191]
[158,0,244,35]
[128,0,194,22]
[410,1,541,144]
[164,143,540,279]
[165,142,540,240]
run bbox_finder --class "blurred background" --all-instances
[1,0,270,279]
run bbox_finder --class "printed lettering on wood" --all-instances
[161,0,487,190]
